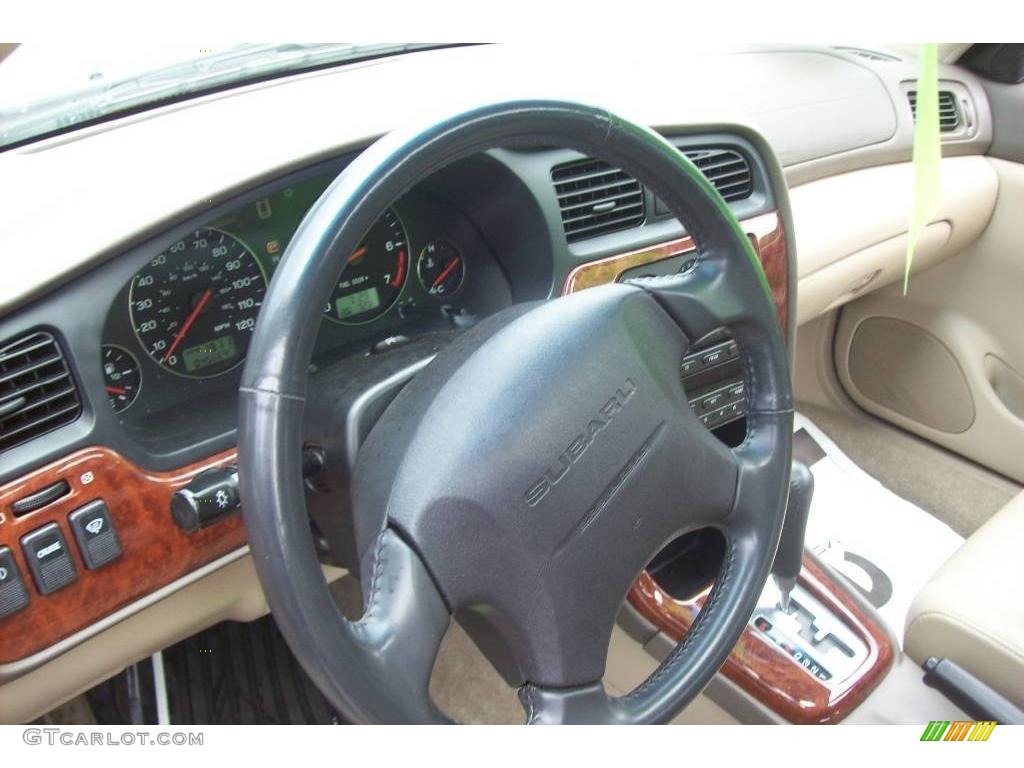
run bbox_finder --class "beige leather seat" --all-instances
[905,491,1024,707]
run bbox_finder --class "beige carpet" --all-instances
[799,403,1019,537]
[430,622,525,724]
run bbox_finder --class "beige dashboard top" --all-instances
[0,43,990,315]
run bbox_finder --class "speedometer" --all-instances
[129,227,267,378]
[324,208,408,325]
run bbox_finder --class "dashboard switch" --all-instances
[680,356,700,377]
[700,392,726,412]
[20,522,78,595]
[10,479,69,517]
[701,348,726,368]
[69,500,122,569]
[371,335,411,354]
[0,546,31,620]
[171,467,241,533]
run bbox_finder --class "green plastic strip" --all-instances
[904,43,942,294]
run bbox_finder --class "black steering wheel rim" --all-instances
[238,100,793,724]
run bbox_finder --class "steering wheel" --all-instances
[238,100,793,724]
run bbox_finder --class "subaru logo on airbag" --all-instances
[523,378,637,508]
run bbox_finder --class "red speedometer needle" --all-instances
[163,287,213,363]
[105,386,127,395]
[431,257,461,290]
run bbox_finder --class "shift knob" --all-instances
[771,460,814,609]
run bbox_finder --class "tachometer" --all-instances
[324,209,408,325]
[129,227,267,377]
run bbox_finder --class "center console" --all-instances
[630,555,893,724]
[752,579,871,685]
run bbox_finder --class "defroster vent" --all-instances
[0,331,81,453]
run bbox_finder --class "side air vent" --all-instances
[680,148,753,203]
[908,90,961,132]
[552,158,645,242]
[0,331,81,453]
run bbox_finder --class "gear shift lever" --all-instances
[772,460,814,612]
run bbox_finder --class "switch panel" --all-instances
[69,500,122,569]
[20,522,77,595]
[0,546,31,620]
[681,335,748,432]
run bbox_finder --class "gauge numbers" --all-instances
[129,228,267,377]
[325,209,409,325]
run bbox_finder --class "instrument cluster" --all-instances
[99,163,512,430]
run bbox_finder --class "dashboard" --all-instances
[0,133,781,687]
[1,131,778,478]
[0,42,1000,723]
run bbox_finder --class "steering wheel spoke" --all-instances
[347,529,451,719]
[668,410,744,530]
[630,257,752,344]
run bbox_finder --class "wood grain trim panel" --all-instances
[563,211,788,332]
[0,446,242,664]
[628,558,894,724]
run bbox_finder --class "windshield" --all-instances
[0,43,451,150]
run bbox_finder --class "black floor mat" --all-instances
[89,616,342,725]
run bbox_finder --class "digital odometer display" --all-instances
[129,227,266,377]
[335,286,381,321]
[182,335,238,374]
[325,208,408,325]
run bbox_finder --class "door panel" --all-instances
[835,158,1024,483]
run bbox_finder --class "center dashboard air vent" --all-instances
[552,158,646,242]
[680,148,753,203]
[552,147,754,243]
[908,90,961,132]
[0,331,81,453]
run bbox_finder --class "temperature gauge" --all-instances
[417,240,465,297]
[101,345,142,413]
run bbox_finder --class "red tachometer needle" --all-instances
[390,249,407,288]
[431,257,461,290]
[346,246,367,264]
[105,386,127,396]
[163,287,213,363]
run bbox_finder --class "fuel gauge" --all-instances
[102,345,142,413]
[417,240,465,297]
